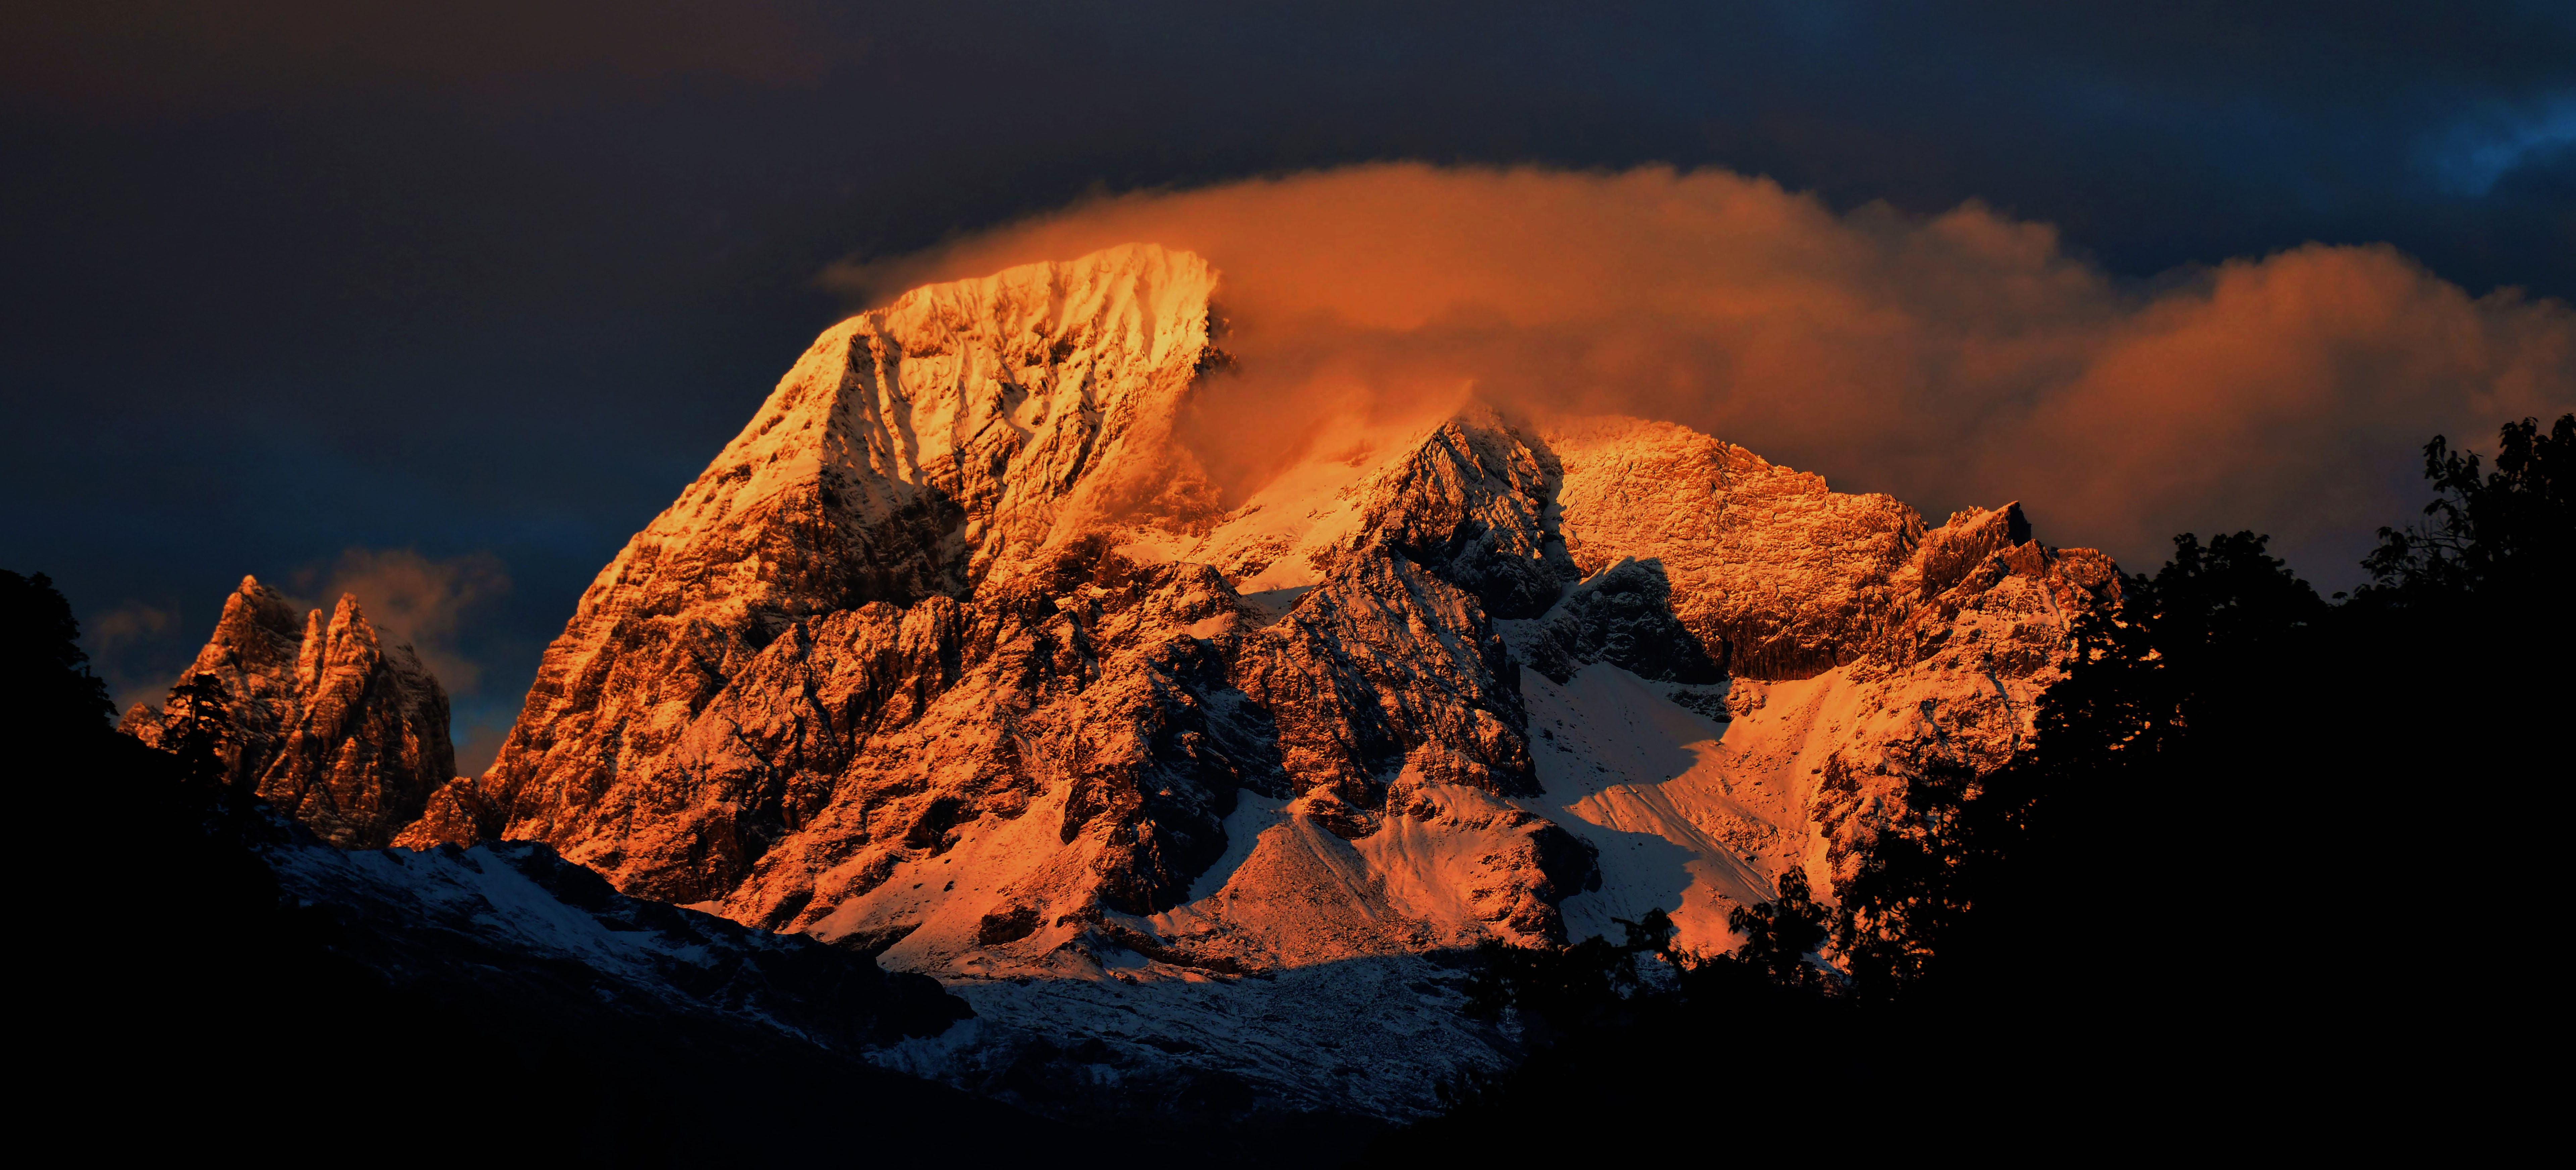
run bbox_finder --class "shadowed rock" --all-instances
[1525,558,1724,685]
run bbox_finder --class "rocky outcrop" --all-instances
[121,576,455,848]
[1549,417,1930,679]
[1524,557,1726,686]
[393,776,501,850]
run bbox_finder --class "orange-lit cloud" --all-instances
[831,164,2576,582]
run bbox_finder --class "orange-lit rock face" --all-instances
[459,244,2117,991]
[122,576,454,848]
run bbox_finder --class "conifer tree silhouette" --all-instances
[1728,866,1827,987]
[163,671,236,790]
[1,570,114,744]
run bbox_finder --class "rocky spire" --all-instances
[122,576,455,848]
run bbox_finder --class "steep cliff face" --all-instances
[121,576,454,849]
[459,245,1230,891]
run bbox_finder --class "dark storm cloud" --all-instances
[4,2,2569,764]
[0,1,868,115]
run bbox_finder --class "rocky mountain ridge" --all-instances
[120,576,453,849]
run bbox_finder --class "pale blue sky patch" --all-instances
[2426,92,2576,196]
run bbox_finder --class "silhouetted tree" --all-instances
[1834,762,1993,1000]
[2346,413,2575,797]
[2042,529,2324,767]
[2361,413,2575,606]
[1,570,114,744]
[163,671,236,790]
[1729,866,1829,988]
[1615,906,1677,957]
[1461,932,1641,1042]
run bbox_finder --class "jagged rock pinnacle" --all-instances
[122,575,455,848]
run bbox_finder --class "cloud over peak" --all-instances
[839,164,2576,585]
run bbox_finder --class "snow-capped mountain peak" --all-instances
[137,245,2117,1119]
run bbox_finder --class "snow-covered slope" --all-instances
[268,835,969,1050]
[369,243,2118,1119]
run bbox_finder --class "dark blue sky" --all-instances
[5,2,2571,769]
